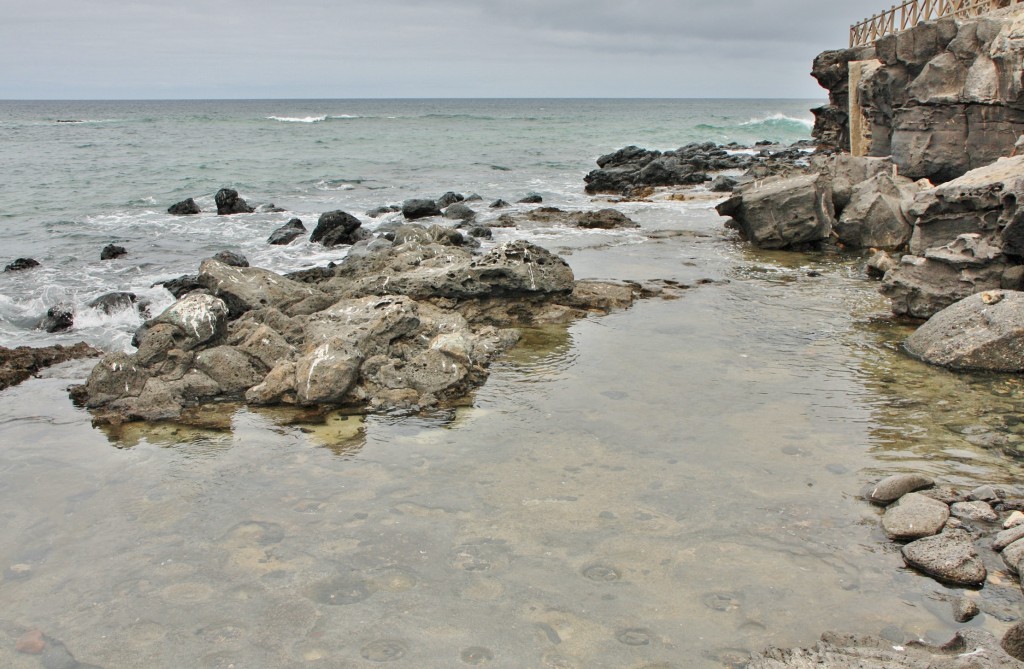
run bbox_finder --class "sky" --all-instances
[1,0,890,99]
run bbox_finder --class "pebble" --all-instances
[950,500,998,523]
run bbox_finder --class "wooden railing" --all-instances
[850,0,1021,46]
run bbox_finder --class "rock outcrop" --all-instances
[880,155,1024,317]
[812,7,1024,183]
[167,198,201,215]
[214,188,254,215]
[268,218,307,245]
[72,230,652,425]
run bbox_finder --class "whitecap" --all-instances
[267,115,327,123]
[740,113,814,130]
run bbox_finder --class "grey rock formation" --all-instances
[882,492,950,540]
[717,174,835,250]
[812,8,1024,183]
[901,529,986,586]
[904,290,1024,371]
[835,172,919,249]
[197,259,335,318]
[865,473,935,505]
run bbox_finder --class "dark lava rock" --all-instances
[87,292,137,315]
[39,306,74,333]
[100,244,127,260]
[258,203,286,213]
[901,529,986,586]
[4,258,40,272]
[518,193,543,204]
[466,226,492,239]
[437,191,465,208]
[157,275,204,299]
[402,199,442,220]
[268,218,307,245]
[0,342,100,391]
[489,199,510,209]
[167,198,201,215]
[444,203,476,221]
[214,188,254,215]
[310,210,366,247]
[211,250,249,267]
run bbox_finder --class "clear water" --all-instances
[2,99,1022,669]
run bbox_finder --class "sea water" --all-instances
[2,99,1024,668]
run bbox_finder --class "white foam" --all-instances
[740,113,814,129]
[267,115,327,123]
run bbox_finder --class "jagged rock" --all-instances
[268,218,306,245]
[865,473,935,505]
[39,306,74,333]
[901,529,986,586]
[882,492,950,540]
[880,254,1004,319]
[866,250,898,278]
[1,342,101,391]
[146,293,229,351]
[835,172,919,249]
[717,174,835,250]
[518,192,544,204]
[402,199,442,220]
[710,175,737,192]
[100,244,127,260]
[749,629,1022,669]
[823,154,897,215]
[309,210,367,247]
[211,251,249,267]
[904,290,1024,371]
[813,10,1024,182]
[4,258,40,272]
[167,198,200,215]
[197,259,335,318]
[87,292,137,315]
[214,188,254,215]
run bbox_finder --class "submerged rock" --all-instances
[4,258,40,272]
[39,306,74,333]
[87,292,137,315]
[0,342,101,391]
[749,629,1022,668]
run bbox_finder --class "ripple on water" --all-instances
[360,639,407,662]
[306,573,372,606]
[460,646,495,664]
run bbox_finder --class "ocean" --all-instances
[0,98,816,350]
[2,98,1023,668]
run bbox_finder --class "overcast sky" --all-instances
[2,0,888,99]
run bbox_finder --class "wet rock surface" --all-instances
[0,342,101,391]
[72,227,665,424]
[901,529,987,586]
[214,188,254,215]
